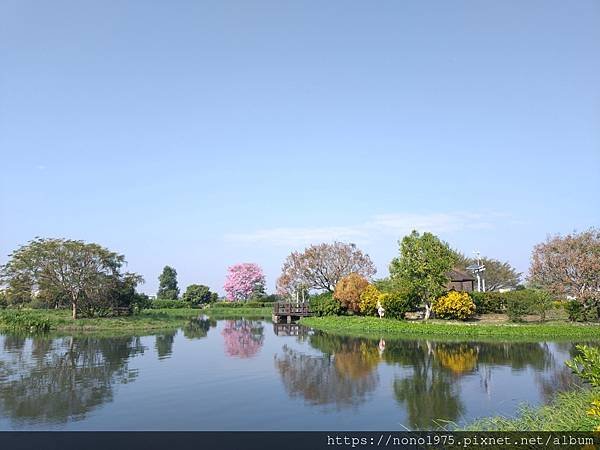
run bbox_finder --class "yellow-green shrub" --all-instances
[359,285,382,316]
[587,399,600,432]
[380,291,414,319]
[432,291,476,320]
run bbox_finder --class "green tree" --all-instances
[157,266,179,300]
[182,284,214,306]
[250,282,266,300]
[0,238,142,319]
[389,231,456,320]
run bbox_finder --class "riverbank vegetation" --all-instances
[301,316,600,339]
[295,229,600,338]
[0,301,273,332]
[467,388,599,431]
[0,308,202,332]
[1,228,598,337]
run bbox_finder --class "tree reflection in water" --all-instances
[222,319,264,358]
[275,333,380,410]
[155,331,176,360]
[275,331,570,429]
[183,317,216,340]
[275,347,379,410]
[386,340,465,429]
[0,335,144,425]
[384,340,558,429]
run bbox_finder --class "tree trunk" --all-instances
[72,302,77,320]
[424,303,432,320]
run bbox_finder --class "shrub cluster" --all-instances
[0,311,51,332]
[469,292,507,314]
[380,291,414,319]
[310,293,342,317]
[566,345,600,387]
[433,291,476,320]
[566,345,600,432]
[358,285,382,316]
[469,289,556,322]
[565,301,599,322]
[504,289,553,322]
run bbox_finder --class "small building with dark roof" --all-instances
[446,269,476,292]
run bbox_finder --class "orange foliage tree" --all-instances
[334,273,370,313]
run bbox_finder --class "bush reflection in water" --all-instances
[275,331,580,429]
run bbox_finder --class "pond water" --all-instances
[0,316,588,430]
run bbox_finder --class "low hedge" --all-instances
[151,299,191,309]
[470,289,556,322]
[469,292,507,314]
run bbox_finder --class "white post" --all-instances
[482,277,486,293]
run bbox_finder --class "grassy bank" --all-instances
[466,388,600,431]
[0,305,274,333]
[0,308,202,333]
[300,316,600,339]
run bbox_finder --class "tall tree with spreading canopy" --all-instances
[389,231,456,320]
[276,242,376,296]
[223,263,265,301]
[453,253,521,291]
[157,266,179,300]
[529,228,600,316]
[0,238,142,319]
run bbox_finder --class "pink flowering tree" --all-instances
[223,263,266,301]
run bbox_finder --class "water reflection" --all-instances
[222,319,264,358]
[274,333,582,429]
[0,320,588,431]
[272,323,311,337]
[275,345,379,410]
[155,331,176,360]
[0,335,144,425]
[387,341,465,428]
[183,318,216,340]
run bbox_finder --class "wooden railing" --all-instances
[273,302,311,317]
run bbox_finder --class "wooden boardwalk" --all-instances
[272,302,312,323]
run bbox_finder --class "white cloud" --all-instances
[224,211,505,247]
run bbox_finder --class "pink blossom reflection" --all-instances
[221,319,264,358]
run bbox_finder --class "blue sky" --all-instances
[1,0,599,295]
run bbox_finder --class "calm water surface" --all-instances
[0,316,586,430]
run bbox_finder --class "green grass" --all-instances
[300,316,600,340]
[0,308,202,332]
[466,388,600,431]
